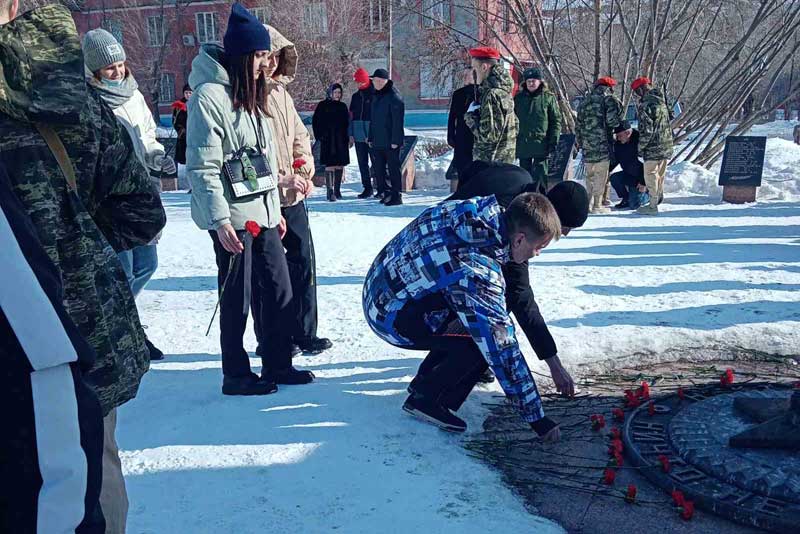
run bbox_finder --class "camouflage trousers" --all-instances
[643,160,668,208]
[584,160,610,209]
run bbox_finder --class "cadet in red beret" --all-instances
[468,46,501,60]
[631,76,651,93]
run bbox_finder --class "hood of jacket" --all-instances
[482,64,513,94]
[0,5,87,124]
[188,45,230,92]
[643,88,666,107]
[266,25,297,84]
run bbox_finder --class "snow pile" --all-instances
[664,160,722,199]
[413,152,451,190]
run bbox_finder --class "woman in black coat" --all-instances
[171,84,192,165]
[312,83,351,201]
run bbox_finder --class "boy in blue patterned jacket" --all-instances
[363,192,562,440]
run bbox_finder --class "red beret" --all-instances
[596,76,617,87]
[631,77,651,91]
[469,47,501,60]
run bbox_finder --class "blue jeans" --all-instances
[117,245,158,298]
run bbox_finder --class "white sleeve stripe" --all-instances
[31,364,89,533]
[0,204,78,370]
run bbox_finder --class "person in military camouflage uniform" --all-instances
[575,76,624,214]
[464,47,518,164]
[514,67,562,192]
[631,77,674,215]
[0,3,166,533]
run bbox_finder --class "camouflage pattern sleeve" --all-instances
[604,93,624,131]
[475,91,508,146]
[637,100,655,158]
[546,94,562,149]
[90,91,166,252]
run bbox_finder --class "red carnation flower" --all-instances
[244,220,261,238]
[625,485,637,503]
[720,368,735,387]
[671,490,685,507]
[677,387,685,400]
[624,390,641,408]
[638,382,651,400]
[603,468,616,485]
[609,438,624,454]
[610,427,621,440]
[681,500,695,520]
[292,158,307,170]
[612,451,624,467]
[612,408,625,422]
[658,455,671,473]
[648,401,656,416]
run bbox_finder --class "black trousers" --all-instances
[354,142,373,192]
[279,202,318,341]
[0,361,105,533]
[396,294,488,411]
[211,227,293,377]
[371,147,402,196]
[609,171,643,202]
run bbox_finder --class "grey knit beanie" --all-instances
[82,29,126,73]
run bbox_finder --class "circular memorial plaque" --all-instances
[623,383,800,532]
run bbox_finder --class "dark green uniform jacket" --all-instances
[0,5,166,414]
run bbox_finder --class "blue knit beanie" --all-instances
[224,3,271,57]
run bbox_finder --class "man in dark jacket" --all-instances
[368,68,405,206]
[349,67,375,198]
[408,162,589,412]
[514,67,561,192]
[446,65,476,191]
[609,121,648,210]
[0,162,105,534]
[1,4,166,531]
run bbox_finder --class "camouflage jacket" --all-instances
[464,64,518,164]
[0,6,166,414]
[637,88,674,161]
[575,86,624,163]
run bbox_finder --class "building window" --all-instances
[196,12,220,44]
[159,73,176,103]
[304,2,329,36]
[419,57,452,99]
[251,7,269,24]
[422,0,449,28]
[104,19,123,45]
[147,15,165,47]
[367,0,384,32]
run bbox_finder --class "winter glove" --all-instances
[157,156,177,175]
[467,102,480,113]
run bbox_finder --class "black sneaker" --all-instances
[612,200,630,210]
[477,369,495,384]
[290,344,302,358]
[357,189,374,199]
[335,191,343,200]
[402,394,467,433]
[222,373,278,396]
[263,366,315,385]
[145,337,164,361]
[384,194,403,206]
[374,191,384,199]
[296,336,333,355]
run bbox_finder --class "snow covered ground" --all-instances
[121,123,800,533]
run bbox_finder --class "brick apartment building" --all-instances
[72,1,532,123]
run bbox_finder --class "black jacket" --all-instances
[312,99,351,167]
[612,129,644,181]
[448,161,557,360]
[368,81,405,149]
[349,86,374,142]
[0,163,96,375]
[447,84,476,172]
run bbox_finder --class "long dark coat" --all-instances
[312,99,350,167]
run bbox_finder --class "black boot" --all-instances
[145,337,164,361]
[384,193,403,206]
[357,188,373,199]
[325,172,336,202]
[402,393,467,433]
[222,373,278,396]
[263,366,315,385]
[296,336,333,355]
[477,369,495,384]
[334,169,343,199]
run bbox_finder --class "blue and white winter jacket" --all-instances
[362,196,545,423]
